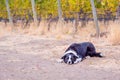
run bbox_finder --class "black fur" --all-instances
[61,42,103,64]
[66,42,102,58]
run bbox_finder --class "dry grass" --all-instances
[0,22,12,36]
[0,21,95,34]
[25,21,77,39]
[0,21,107,41]
[1,21,120,46]
[108,23,120,45]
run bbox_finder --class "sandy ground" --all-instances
[0,34,120,80]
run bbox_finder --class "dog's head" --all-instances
[61,53,82,64]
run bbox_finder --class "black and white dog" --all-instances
[60,42,103,64]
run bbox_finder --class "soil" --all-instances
[0,34,120,80]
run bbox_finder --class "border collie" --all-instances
[59,42,103,64]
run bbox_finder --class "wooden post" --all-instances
[90,0,100,38]
[5,0,13,26]
[116,4,120,23]
[57,0,62,21]
[31,0,38,25]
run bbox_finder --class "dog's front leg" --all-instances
[74,58,82,64]
[56,59,64,63]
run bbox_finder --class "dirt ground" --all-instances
[0,34,120,80]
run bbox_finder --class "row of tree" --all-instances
[0,0,120,19]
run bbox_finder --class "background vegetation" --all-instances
[0,0,120,19]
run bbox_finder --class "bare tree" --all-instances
[5,0,13,26]
[31,0,38,25]
[90,0,100,38]
[116,3,120,23]
[57,0,62,21]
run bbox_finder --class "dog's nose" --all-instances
[67,61,72,64]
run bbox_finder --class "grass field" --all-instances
[0,21,120,80]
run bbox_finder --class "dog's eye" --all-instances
[71,56,77,61]
[66,57,69,59]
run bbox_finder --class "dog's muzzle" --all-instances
[67,61,72,64]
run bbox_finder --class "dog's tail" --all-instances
[94,52,104,57]
[89,52,104,57]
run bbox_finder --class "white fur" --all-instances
[56,59,64,63]
[100,53,103,56]
[67,55,72,64]
[74,58,82,64]
[64,50,79,57]
[86,56,91,59]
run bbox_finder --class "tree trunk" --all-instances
[5,0,13,26]
[31,0,38,25]
[116,5,120,23]
[57,0,62,21]
[90,0,100,38]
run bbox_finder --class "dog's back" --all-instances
[65,42,99,58]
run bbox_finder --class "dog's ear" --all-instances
[57,55,66,63]
[61,55,66,59]
[73,55,78,59]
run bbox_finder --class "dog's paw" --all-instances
[86,56,91,59]
[56,59,64,63]
[99,53,105,57]
[74,58,82,64]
